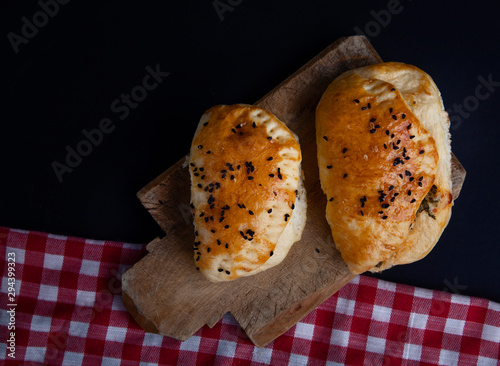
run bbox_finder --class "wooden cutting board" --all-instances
[122,36,466,347]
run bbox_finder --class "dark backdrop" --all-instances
[1,1,499,302]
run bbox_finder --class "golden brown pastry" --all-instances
[189,104,306,282]
[316,62,453,274]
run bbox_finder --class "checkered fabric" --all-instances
[1,227,499,365]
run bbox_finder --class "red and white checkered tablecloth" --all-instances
[1,227,499,365]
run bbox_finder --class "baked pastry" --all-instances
[189,104,306,282]
[316,62,453,274]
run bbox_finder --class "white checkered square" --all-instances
[330,330,349,347]
[488,300,500,312]
[408,312,428,330]
[438,349,460,365]
[444,318,465,335]
[372,305,392,323]
[111,295,125,311]
[365,336,386,354]
[450,293,470,306]
[288,353,308,365]
[413,286,433,300]
[477,356,499,366]
[80,259,100,276]
[75,290,96,307]
[2,276,22,296]
[252,346,273,364]
[325,362,344,366]
[143,332,164,347]
[216,340,237,358]
[105,326,127,342]
[30,315,52,332]
[63,351,83,365]
[179,335,201,351]
[294,322,315,340]
[336,297,355,316]
[101,356,121,366]
[38,284,59,302]
[68,321,89,338]
[403,343,422,361]
[376,279,397,292]
[6,247,25,266]
[24,346,45,361]
[481,324,500,342]
[43,253,64,271]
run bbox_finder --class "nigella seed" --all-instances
[386,130,390,135]
[316,248,320,253]
[408,190,412,196]
[329,197,334,202]
[419,176,423,181]
[367,103,371,109]
[284,214,290,221]
[407,124,412,130]
[382,204,389,208]
[391,197,396,202]
[196,256,200,261]
[218,268,223,272]
[190,163,195,167]
[370,118,376,122]
[354,99,360,103]
[232,128,236,133]
[327,165,332,169]
[267,157,273,161]
[343,148,347,154]
[378,211,384,214]
[384,143,387,149]
[203,122,209,126]
[389,108,393,113]
[391,133,395,138]
[217,239,221,245]
[323,135,328,141]
[389,185,394,191]
[397,140,401,145]
[194,173,199,176]
[392,115,397,120]
[248,176,253,180]
[382,216,388,220]
[411,199,416,203]
[409,177,414,182]
[211,229,216,233]
[198,145,203,149]
[370,129,377,133]
[343,174,348,179]
[225,270,230,275]
[394,193,399,197]
[252,121,257,128]
[225,225,229,229]
[410,135,415,139]
[402,114,406,119]
[360,210,364,216]
[249,210,254,215]
[201,175,205,180]
[197,184,202,188]
[231,175,234,180]
[419,150,425,154]
[291,204,295,210]
[221,170,227,174]
[225,243,228,248]
[219,217,225,223]
[196,267,199,271]
[391,88,395,91]
[204,217,209,223]
[362,107,367,110]
[418,182,423,187]
[375,125,380,129]
[399,174,404,179]
[268,209,272,213]
[270,251,274,256]
[269,174,275,177]
[405,170,412,176]
[267,136,272,140]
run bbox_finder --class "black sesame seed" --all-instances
[329,197,334,202]
[201,175,205,180]
[408,190,412,196]
[252,121,257,128]
[368,103,371,109]
[419,176,423,181]
[382,204,389,208]
[375,125,381,129]
[291,204,295,210]
[384,143,387,149]
[391,133,395,138]
[382,216,388,220]
[391,88,395,91]
[221,169,227,174]
[218,268,223,272]
[370,129,377,133]
[248,176,253,180]
[249,210,254,215]
[397,140,401,145]
[226,270,230,275]
[211,229,216,233]
[394,193,399,197]
[270,251,274,256]
[231,175,235,180]
[418,182,423,187]
[198,145,203,149]
[268,209,272,213]
[391,197,396,202]
[402,114,406,119]
[419,150,425,154]
[316,248,320,253]
[190,163,195,167]
[323,136,328,141]
[378,211,384,214]
[354,99,360,103]
[411,199,416,203]
[267,136,272,140]
[386,130,390,135]
[231,128,236,133]
[284,214,290,222]
[267,157,273,161]
[399,174,404,179]
[217,239,221,245]
[410,135,415,139]
[405,156,410,160]
[409,177,414,182]
[225,243,228,248]
[389,185,394,191]
[219,217,225,223]
[392,115,397,120]
[407,124,412,130]
[196,256,200,261]
[343,174,348,179]
[224,225,229,229]
[370,118,376,122]
[405,170,412,176]
[198,184,202,188]
[362,107,367,110]
[360,210,364,216]
[389,108,393,113]
[194,173,199,177]
[343,148,348,154]
[269,174,274,177]
[203,122,209,126]
[196,267,200,271]
[327,165,332,169]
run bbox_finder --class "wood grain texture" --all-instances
[123,36,466,347]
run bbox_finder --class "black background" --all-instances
[1,1,499,302]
